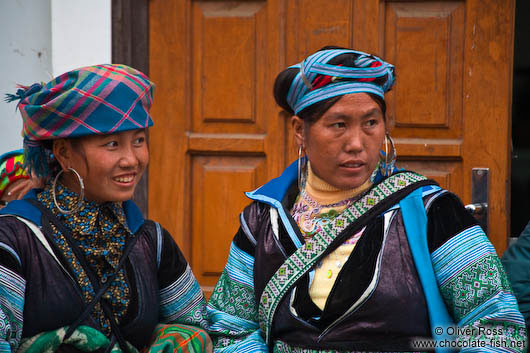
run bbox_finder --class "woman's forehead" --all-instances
[323,94,383,117]
[79,129,147,141]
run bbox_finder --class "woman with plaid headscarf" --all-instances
[206,47,526,352]
[0,65,211,353]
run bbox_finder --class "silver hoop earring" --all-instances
[379,133,397,177]
[52,167,85,214]
[297,146,307,193]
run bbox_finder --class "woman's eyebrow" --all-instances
[325,108,382,120]
[361,108,383,118]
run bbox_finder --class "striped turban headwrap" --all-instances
[5,64,155,177]
[287,49,395,115]
[0,150,29,200]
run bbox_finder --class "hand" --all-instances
[2,177,44,203]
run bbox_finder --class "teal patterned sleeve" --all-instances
[0,263,25,353]
[207,241,268,352]
[0,224,26,353]
[157,227,209,330]
[432,224,527,352]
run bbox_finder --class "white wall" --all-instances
[51,0,111,77]
[0,0,52,152]
[0,0,111,153]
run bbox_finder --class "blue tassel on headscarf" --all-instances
[4,83,43,106]
[23,138,50,179]
[5,83,47,177]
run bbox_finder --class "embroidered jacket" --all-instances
[207,161,527,352]
[0,190,208,352]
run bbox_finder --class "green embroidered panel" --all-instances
[440,254,512,320]
[209,270,258,323]
[455,319,526,351]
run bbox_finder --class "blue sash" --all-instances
[400,188,455,353]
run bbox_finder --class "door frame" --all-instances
[112,0,150,217]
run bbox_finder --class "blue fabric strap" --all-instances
[400,188,455,353]
[286,49,395,115]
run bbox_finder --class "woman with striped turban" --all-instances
[206,47,526,352]
[0,65,211,352]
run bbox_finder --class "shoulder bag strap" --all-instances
[258,171,434,343]
[27,199,139,353]
[400,188,456,353]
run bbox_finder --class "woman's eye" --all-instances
[133,137,145,145]
[104,141,118,148]
[331,122,346,129]
[365,119,378,127]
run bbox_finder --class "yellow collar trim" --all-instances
[305,162,372,205]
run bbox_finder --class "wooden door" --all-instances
[149,0,514,293]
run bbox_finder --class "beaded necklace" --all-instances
[290,166,371,308]
[37,181,132,334]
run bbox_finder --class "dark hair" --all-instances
[273,46,387,124]
[41,136,88,177]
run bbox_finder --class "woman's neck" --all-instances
[305,163,372,205]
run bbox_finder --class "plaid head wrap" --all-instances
[5,64,154,177]
[287,49,395,115]
[0,149,30,199]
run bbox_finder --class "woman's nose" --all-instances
[344,127,363,153]
[119,146,139,168]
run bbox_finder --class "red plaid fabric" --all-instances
[18,64,154,142]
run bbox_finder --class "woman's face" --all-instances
[293,93,386,190]
[57,129,148,203]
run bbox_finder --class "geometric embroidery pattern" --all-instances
[0,265,25,352]
[432,225,527,350]
[259,172,427,342]
[209,268,263,351]
[432,226,513,321]
[210,269,258,323]
[440,254,510,320]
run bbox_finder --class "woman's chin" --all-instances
[85,190,136,203]
[330,174,371,190]
[109,191,136,202]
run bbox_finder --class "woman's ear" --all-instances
[291,116,305,149]
[52,139,71,171]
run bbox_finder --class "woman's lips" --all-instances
[341,162,364,168]
[113,174,135,185]
[339,162,365,173]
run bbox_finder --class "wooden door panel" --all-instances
[150,0,285,296]
[387,3,464,131]
[149,0,192,258]
[192,2,267,133]
[191,155,266,288]
[398,160,464,198]
[385,2,465,137]
[382,2,466,230]
[150,0,514,294]
[461,0,514,252]
[286,0,353,57]
[189,1,272,289]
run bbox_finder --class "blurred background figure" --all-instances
[502,220,530,333]
[0,149,41,208]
